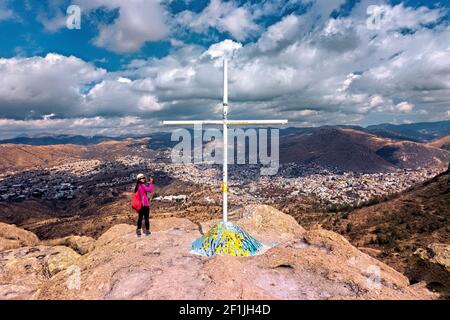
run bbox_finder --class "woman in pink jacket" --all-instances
[134,173,154,236]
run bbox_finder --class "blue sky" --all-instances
[0,0,449,138]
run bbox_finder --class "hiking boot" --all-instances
[136,229,142,237]
[144,229,151,236]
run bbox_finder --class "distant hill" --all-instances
[0,135,120,146]
[0,138,155,172]
[0,144,88,171]
[1,120,448,146]
[279,127,450,172]
[365,120,450,142]
[0,132,182,151]
[427,135,450,151]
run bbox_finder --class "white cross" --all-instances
[163,59,288,223]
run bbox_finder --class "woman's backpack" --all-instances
[131,190,142,212]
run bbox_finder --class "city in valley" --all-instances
[0,152,445,211]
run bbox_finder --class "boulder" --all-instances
[0,223,39,251]
[0,245,80,299]
[43,236,95,255]
[427,244,450,272]
[237,205,306,245]
[413,243,450,296]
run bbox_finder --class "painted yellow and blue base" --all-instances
[192,222,263,257]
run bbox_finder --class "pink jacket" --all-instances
[138,183,153,207]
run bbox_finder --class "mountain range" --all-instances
[0,134,119,146]
[364,120,450,142]
[2,120,449,145]
[1,121,449,173]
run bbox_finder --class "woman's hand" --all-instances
[149,177,153,184]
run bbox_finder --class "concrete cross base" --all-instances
[191,222,263,257]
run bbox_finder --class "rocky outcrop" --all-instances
[238,205,305,245]
[43,236,95,255]
[0,246,80,299]
[413,243,450,296]
[427,244,450,273]
[0,206,437,300]
[0,223,39,251]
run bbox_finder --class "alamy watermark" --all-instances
[366,265,382,290]
[366,5,387,30]
[348,257,382,291]
[66,265,81,290]
[170,126,280,175]
[66,5,81,30]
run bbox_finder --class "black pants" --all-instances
[137,206,150,230]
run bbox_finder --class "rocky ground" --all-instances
[0,205,443,300]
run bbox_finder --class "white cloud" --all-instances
[38,0,170,53]
[82,77,163,117]
[42,113,56,120]
[257,14,302,52]
[366,3,445,31]
[294,109,319,117]
[176,0,260,41]
[89,0,169,53]
[368,95,385,108]
[202,39,242,59]
[0,54,163,120]
[393,101,414,113]
[37,4,67,32]
[0,116,154,139]
[0,53,106,119]
[117,77,132,84]
[137,95,162,111]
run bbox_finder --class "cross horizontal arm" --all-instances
[162,120,288,126]
[225,120,288,126]
[162,120,224,125]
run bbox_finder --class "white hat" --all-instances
[136,173,145,181]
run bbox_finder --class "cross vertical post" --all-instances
[222,58,228,223]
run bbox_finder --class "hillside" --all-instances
[0,144,88,172]
[0,138,154,172]
[428,135,450,150]
[326,169,450,296]
[375,140,449,169]
[0,205,436,300]
[279,127,449,172]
